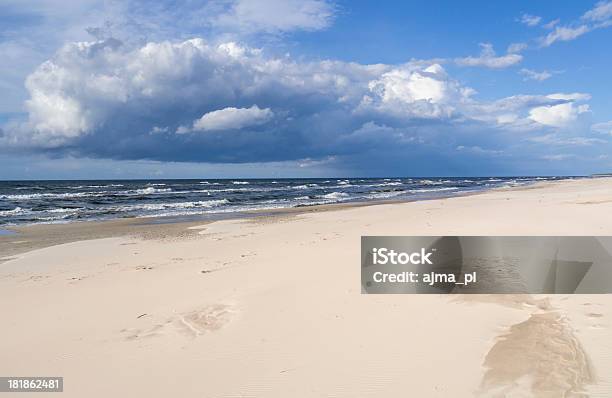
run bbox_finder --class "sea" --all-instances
[0,177,577,226]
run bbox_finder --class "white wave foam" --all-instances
[115,199,229,212]
[0,207,84,218]
[420,179,444,185]
[294,183,320,189]
[320,192,350,199]
[0,191,103,200]
[0,207,28,216]
[69,184,124,189]
[47,208,81,213]
[135,187,172,195]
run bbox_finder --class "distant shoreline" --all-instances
[0,176,596,262]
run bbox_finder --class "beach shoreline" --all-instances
[0,176,594,262]
[1,176,612,396]
[0,176,578,231]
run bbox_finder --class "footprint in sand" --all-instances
[175,304,234,337]
[122,304,235,341]
[67,275,88,284]
[122,323,167,340]
[586,312,605,330]
[23,275,50,282]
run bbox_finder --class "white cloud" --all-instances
[543,19,560,29]
[2,37,382,148]
[341,121,421,146]
[542,154,575,161]
[539,1,612,47]
[528,94,590,127]
[297,155,337,168]
[527,134,605,146]
[368,64,449,104]
[520,14,542,27]
[547,93,591,101]
[463,93,592,132]
[188,105,273,132]
[455,43,523,69]
[519,68,553,81]
[541,25,590,46]
[507,42,528,54]
[0,0,337,114]
[361,63,475,119]
[26,88,91,139]
[592,121,612,135]
[212,0,335,34]
[529,103,589,127]
[582,1,612,22]
[456,145,503,155]
[0,37,597,162]
[0,0,112,113]
[495,113,519,125]
[150,126,169,134]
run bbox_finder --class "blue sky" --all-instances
[1,0,612,179]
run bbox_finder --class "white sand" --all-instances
[1,178,612,397]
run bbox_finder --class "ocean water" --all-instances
[0,177,575,226]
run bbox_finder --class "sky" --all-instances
[1,0,612,179]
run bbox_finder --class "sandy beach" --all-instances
[2,177,612,397]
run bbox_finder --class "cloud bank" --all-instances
[455,43,523,69]
[0,36,602,168]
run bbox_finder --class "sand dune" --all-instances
[1,178,612,397]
